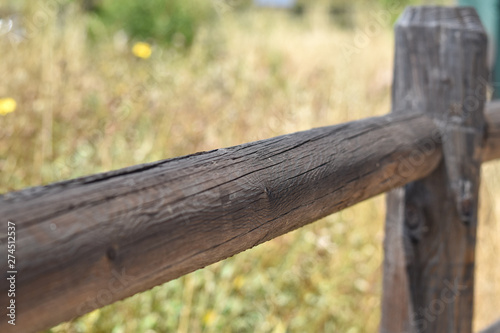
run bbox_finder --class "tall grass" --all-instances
[0,1,498,332]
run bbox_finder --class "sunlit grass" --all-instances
[0,2,498,332]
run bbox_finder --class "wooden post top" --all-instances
[397,6,485,32]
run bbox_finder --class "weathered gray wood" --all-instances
[381,6,488,333]
[0,112,442,333]
[0,107,499,333]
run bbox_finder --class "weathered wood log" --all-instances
[1,112,444,332]
[381,6,488,333]
[0,109,499,333]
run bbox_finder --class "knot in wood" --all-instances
[405,205,425,243]
[106,246,117,261]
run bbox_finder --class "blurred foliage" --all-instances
[88,0,216,48]
[309,0,453,25]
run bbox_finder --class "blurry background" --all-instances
[1,0,499,332]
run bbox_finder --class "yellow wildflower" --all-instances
[233,275,245,290]
[0,97,16,115]
[132,42,152,59]
[85,309,100,325]
[272,321,287,333]
[203,310,217,326]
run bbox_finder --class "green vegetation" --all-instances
[1,0,499,332]
[89,0,216,48]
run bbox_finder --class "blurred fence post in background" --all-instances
[458,0,500,99]
[381,6,488,333]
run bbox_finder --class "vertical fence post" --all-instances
[381,6,488,333]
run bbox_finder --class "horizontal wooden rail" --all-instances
[1,107,500,332]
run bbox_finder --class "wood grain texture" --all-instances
[381,6,488,333]
[0,100,499,333]
[0,113,442,332]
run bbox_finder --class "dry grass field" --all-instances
[0,1,499,332]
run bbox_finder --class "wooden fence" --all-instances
[1,5,500,333]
